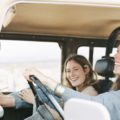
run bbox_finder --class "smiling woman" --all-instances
[1,0,120,120]
[62,54,98,96]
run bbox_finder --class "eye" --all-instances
[73,68,79,71]
[66,70,70,73]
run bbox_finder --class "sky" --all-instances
[0,40,61,63]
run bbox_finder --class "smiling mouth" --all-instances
[115,63,120,66]
[70,78,78,82]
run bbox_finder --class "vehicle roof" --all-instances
[1,0,120,39]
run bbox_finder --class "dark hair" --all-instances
[62,54,98,91]
[111,76,120,90]
[111,44,120,90]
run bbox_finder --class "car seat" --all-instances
[64,98,111,120]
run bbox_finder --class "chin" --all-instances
[113,70,120,75]
[71,84,77,87]
[71,84,79,88]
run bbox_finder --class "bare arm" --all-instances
[0,94,15,107]
[24,68,58,91]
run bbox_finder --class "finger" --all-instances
[24,73,33,82]
[18,93,23,99]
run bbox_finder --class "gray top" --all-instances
[62,87,120,120]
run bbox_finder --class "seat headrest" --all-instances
[95,57,115,77]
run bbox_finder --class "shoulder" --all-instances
[82,86,98,96]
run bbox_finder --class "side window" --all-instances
[77,47,89,59]
[0,40,61,92]
[77,46,116,79]
[77,46,106,66]
[93,47,106,68]
[93,47,116,69]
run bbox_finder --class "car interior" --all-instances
[0,0,120,120]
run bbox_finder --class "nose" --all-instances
[70,70,75,77]
[114,53,117,59]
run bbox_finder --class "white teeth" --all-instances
[71,79,76,81]
[70,78,77,81]
[115,63,120,65]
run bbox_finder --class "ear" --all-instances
[84,65,90,75]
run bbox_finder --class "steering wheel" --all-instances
[29,75,64,119]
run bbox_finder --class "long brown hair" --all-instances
[62,54,98,91]
[111,43,120,90]
[111,76,120,90]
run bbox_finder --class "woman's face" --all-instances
[65,60,87,87]
[114,45,120,74]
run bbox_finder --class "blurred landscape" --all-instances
[0,60,61,92]
[0,40,61,92]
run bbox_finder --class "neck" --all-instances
[76,83,84,91]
